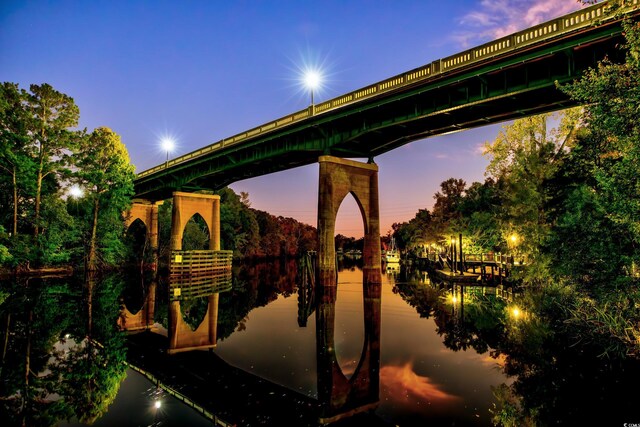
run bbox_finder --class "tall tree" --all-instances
[431,177,466,238]
[24,84,79,237]
[75,127,135,270]
[0,83,34,237]
[482,109,580,283]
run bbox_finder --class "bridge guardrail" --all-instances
[137,0,639,180]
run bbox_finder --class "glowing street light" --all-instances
[303,69,322,108]
[161,137,175,167]
[68,185,84,199]
[154,400,162,409]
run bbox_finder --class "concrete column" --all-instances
[170,191,221,251]
[317,156,381,287]
[148,201,162,252]
[211,197,221,251]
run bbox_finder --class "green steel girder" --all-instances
[134,18,628,201]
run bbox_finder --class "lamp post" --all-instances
[161,138,175,168]
[303,70,322,114]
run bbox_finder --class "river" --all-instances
[1,258,637,426]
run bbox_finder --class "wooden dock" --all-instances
[434,269,482,284]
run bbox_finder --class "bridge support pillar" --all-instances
[170,192,221,251]
[126,200,163,269]
[317,156,381,286]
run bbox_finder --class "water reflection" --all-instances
[315,265,381,423]
[0,273,127,425]
[168,270,231,354]
[1,262,638,426]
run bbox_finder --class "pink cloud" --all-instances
[453,0,584,48]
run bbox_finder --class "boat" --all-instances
[384,237,400,264]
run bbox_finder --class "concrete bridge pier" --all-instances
[126,199,163,269]
[170,191,221,251]
[317,156,382,286]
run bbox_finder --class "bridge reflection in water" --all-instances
[120,259,384,426]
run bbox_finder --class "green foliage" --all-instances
[75,127,136,270]
[431,177,466,231]
[456,178,505,253]
[559,17,640,279]
[0,83,136,271]
[182,214,211,251]
[483,110,581,273]
[217,187,260,256]
[25,83,80,238]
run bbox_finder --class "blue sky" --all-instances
[0,0,583,237]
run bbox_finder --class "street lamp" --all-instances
[303,70,322,111]
[69,185,84,199]
[68,185,84,215]
[161,137,175,167]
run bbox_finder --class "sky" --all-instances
[0,0,584,238]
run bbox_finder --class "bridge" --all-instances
[129,2,639,282]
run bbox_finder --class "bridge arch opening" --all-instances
[179,296,210,331]
[120,274,145,315]
[334,192,366,379]
[125,218,149,265]
[181,213,211,251]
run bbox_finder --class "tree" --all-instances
[456,178,505,253]
[430,178,467,242]
[0,83,35,237]
[482,109,580,284]
[24,84,79,237]
[217,188,259,257]
[75,127,135,270]
[559,16,640,278]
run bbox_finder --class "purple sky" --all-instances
[0,0,583,238]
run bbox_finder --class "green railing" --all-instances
[137,0,639,180]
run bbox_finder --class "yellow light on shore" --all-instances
[511,307,521,319]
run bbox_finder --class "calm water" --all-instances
[1,259,638,426]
